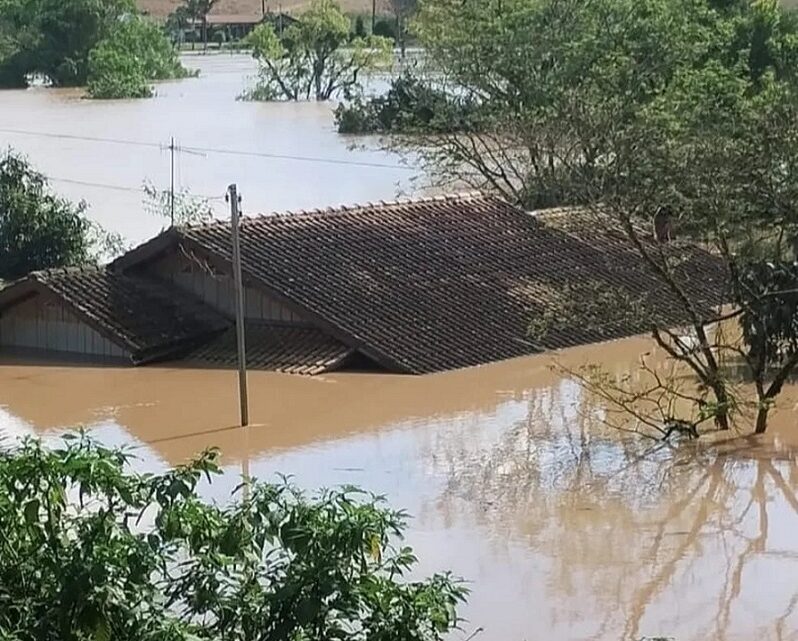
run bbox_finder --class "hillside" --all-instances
[137,0,385,18]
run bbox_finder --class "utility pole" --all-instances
[261,0,266,18]
[372,0,376,33]
[227,184,249,427]
[169,137,176,227]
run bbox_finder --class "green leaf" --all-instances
[23,499,39,525]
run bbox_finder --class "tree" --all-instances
[180,0,219,52]
[0,0,135,87]
[407,0,798,437]
[0,434,467,641]
[87,15,192,99]
[0,152,92,281]
[387,0,417,57]
[242,0,392,102]
[0,0,189,91]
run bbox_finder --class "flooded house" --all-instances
[0,193,723,374]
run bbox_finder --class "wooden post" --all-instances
[227,184,249,427]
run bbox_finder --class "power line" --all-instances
[0,127,413,171]
[0,128,162,150]
[46,175,226,201]
[180,144,412,170]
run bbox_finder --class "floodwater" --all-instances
[1,336,797,641]
[0,54,412,245]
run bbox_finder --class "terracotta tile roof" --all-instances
[187,322,354,375]
[114,193,725,374]
[0,268,229,363]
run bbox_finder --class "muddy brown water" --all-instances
[0,54,410,245]
[1,336,797,641]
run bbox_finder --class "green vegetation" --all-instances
[0,0,190,97]
[0,151,126,279]
[87,15,193,99]
[241,0,391,101]
[393,0,798,438]
[0,152,92,281]
[0,434,466,640]
[335,74,474,134]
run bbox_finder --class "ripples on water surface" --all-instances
[1,336,797,641]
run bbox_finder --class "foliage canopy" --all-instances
[87,15,192,99]
[0,434,467,641]
[0,152,92,280]
[242,0,392,102]
[0,0,189,96]
[398,0,798,437]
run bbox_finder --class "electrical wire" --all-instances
[0,127,413,171]
[45,175,226,201]
[0,128,162,150]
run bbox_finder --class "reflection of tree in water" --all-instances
[432,380,798,640]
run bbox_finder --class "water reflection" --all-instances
[0,336,796,640]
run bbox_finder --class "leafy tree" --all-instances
[335,73,475,134]
[179,0,219,52]
[87,15,192,99]
[0,151,92,281]
[0,434,467,641]
[406,0,798,437]
[242,0,392,102]
[0,0,189,92]
[0,0,135,87]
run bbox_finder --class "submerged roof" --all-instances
[0,268,228,363]
[187,322,354,375]
[113,193,725,374]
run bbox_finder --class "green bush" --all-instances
[0,152,92,280]
[335,74,477,134]
[0,434,467,640]
[87,15,192,99]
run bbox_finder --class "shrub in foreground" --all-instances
[0,434,466,640]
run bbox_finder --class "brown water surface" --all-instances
[1,336,797,641]
[0,54,410,245]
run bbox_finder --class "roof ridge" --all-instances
[179,191,496,230]
[30,265,103,280]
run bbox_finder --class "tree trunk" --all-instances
[712,380,731,431]
[755,407,769,434]
[203,16,208,52]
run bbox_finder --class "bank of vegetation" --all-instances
[0,434,466,640]
[0,0,192,99]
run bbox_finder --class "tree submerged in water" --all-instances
[378,0,798,439]
[240,0,392,102]
[0,0,192,98]
[0,434,467,641]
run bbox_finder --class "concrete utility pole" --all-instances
[227,184,249,427]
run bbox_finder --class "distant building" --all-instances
[0,194,723,375]
[188,11,298,41]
